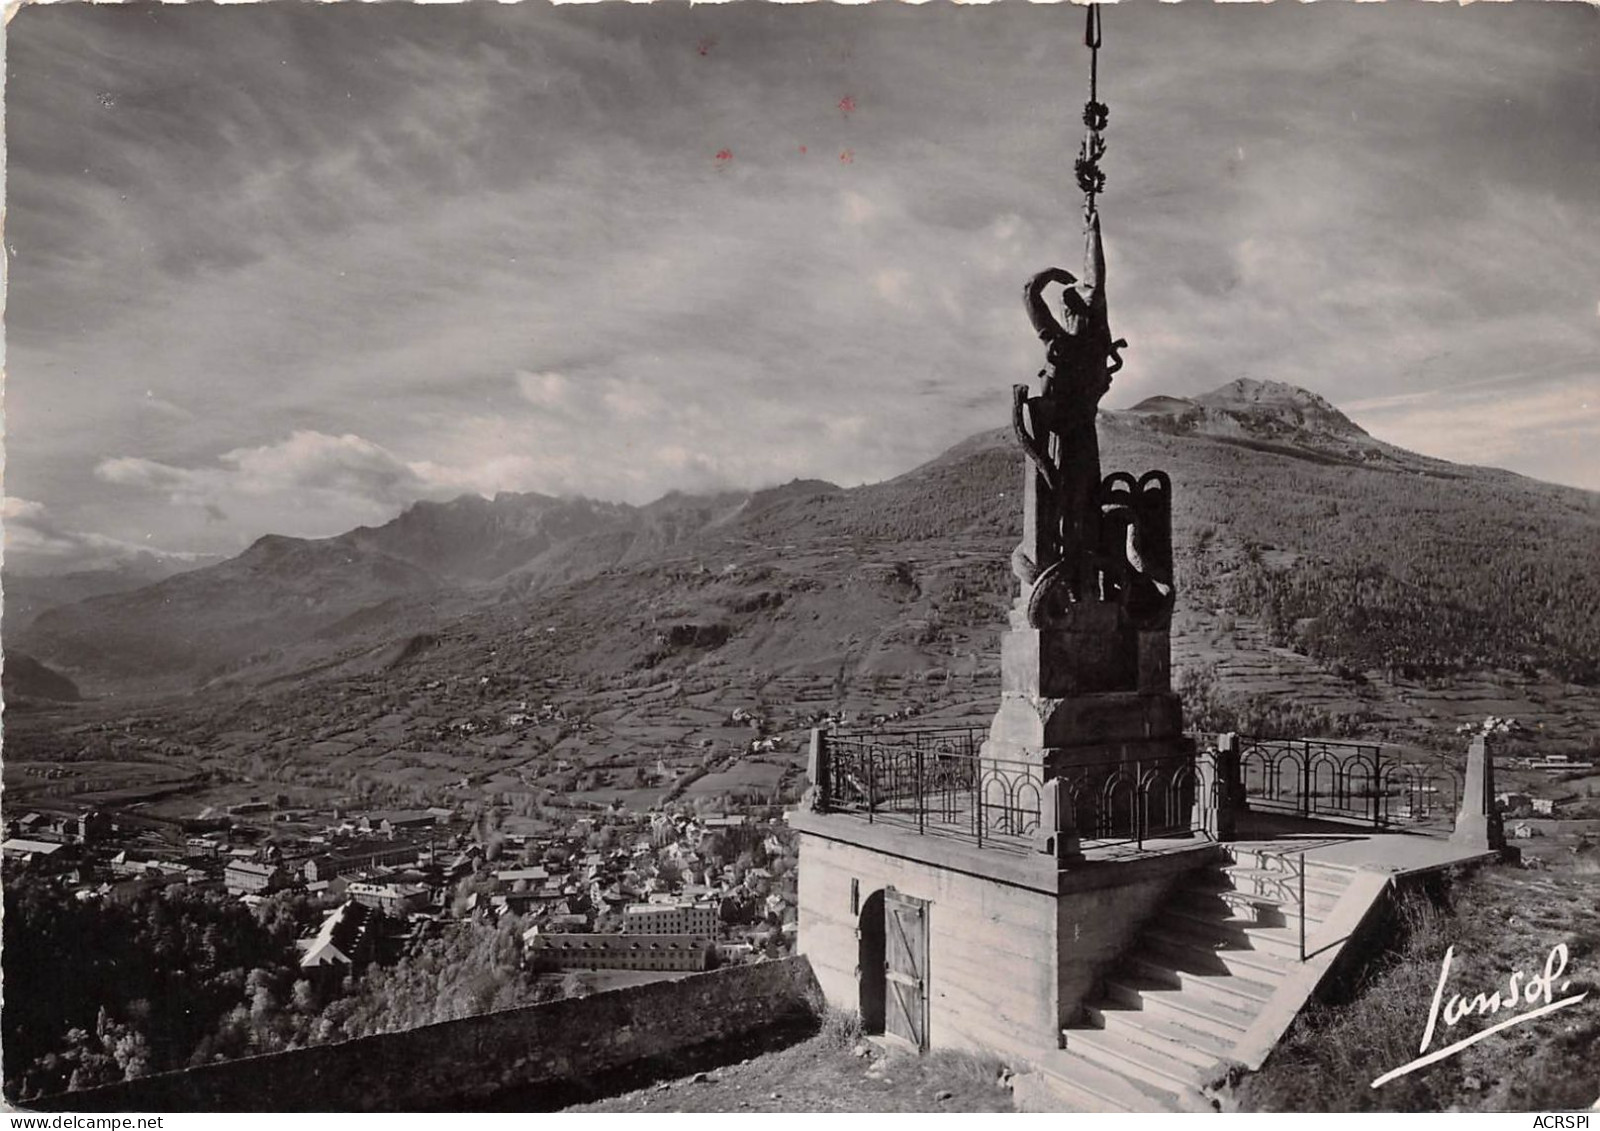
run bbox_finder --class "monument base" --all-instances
[986,690,1184,758]
[983,618,1200,848]
[1001,621,1172,698]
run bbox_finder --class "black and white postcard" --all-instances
[4,0,1597,1118]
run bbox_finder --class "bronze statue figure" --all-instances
[1006,1,1172,635]
[1011,213,1129,616]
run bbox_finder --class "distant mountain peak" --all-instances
[747,478,843,506]
[1121,379,1369,446]
[1194,378,1368,437]
[1125,394,1199,415]
[241,533,308,558]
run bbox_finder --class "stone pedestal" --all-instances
[1451,734,1505,852]
[803,728,831,812]
[984,603,1184,772]
[1033,777,1085,864]
[1193,732,1242,841]
[984,597,1196,849]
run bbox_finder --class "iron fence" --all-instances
[823,726,1037,847]
[814,727,1466,853]
[818,726,1199,852]
[1191,734,1463,831]
[1053,753,1201,848]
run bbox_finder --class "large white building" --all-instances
[525,933,711,973]
[622,900,718,937]
[347,880,430,915]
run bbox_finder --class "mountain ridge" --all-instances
[11,380,1600,700]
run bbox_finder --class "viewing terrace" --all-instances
[803,725,1468,859]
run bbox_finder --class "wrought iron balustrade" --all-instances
[1054,753,1201,847]
[1190,733,1464,831]
[814,725,1201,852]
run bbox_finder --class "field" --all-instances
[8,626,1597,838]
[1,758,201,809]
[683,760,789,799]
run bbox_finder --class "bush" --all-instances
[806,990,861,1051]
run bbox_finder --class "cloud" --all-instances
[96,435,470,518]
[5,2,1598,570]
[3,496,205,572]
[515,371,572,409]
[92,432,509,543]
[1358,373,1600,484]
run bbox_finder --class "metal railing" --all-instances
[1216,845,1311,962]
[817,726,1199,853]
[1191,734,1464,832]
[1053,752,1201,850]
[823,726,1039,849]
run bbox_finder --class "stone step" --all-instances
[1084,1001,1240,1063]
[1163,906,1312,961]
[1153,911,1299,958]
[1026,1052,1190,1113]
[1102,973,1260,1035]
[1207,885,1340,925]
[1173,885,1329,931]
[1221,865,1348,905]
[1226,851,1360,887]
[1144,925,1296,981]
[1062,1025,1213,1101]
[1011,1071,1107,1114]
[1229,845,1363,874]
[1196,883,1344,927]
[1181,900,1328,942]
[1122,952,1278,1009]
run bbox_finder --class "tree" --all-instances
[3,875,304,1097]
[560,970,594,999]
[59,1029,120,1094]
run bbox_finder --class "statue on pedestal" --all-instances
[985,3,1193,839]
[1010,212,1170,632]
[1007,3,1172,636]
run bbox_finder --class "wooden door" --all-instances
[884,889,929,1050]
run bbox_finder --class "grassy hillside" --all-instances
[1233,860,1600,1112]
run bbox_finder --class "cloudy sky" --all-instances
[5,0,1598,574]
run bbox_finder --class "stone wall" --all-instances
[1054,859,1201,1026]
[799,833,1063,1060]
[26,956,820,1113]
[798,821,1218,1063]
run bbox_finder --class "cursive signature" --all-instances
[1371,942,1588,1088]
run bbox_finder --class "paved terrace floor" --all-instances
[1231,808,1499,877]
[1237,833,1499,876]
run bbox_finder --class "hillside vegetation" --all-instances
[7,380,1600,786]
[1234,861,1600,1113]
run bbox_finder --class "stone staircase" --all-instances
[1021,844,1369,1113]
